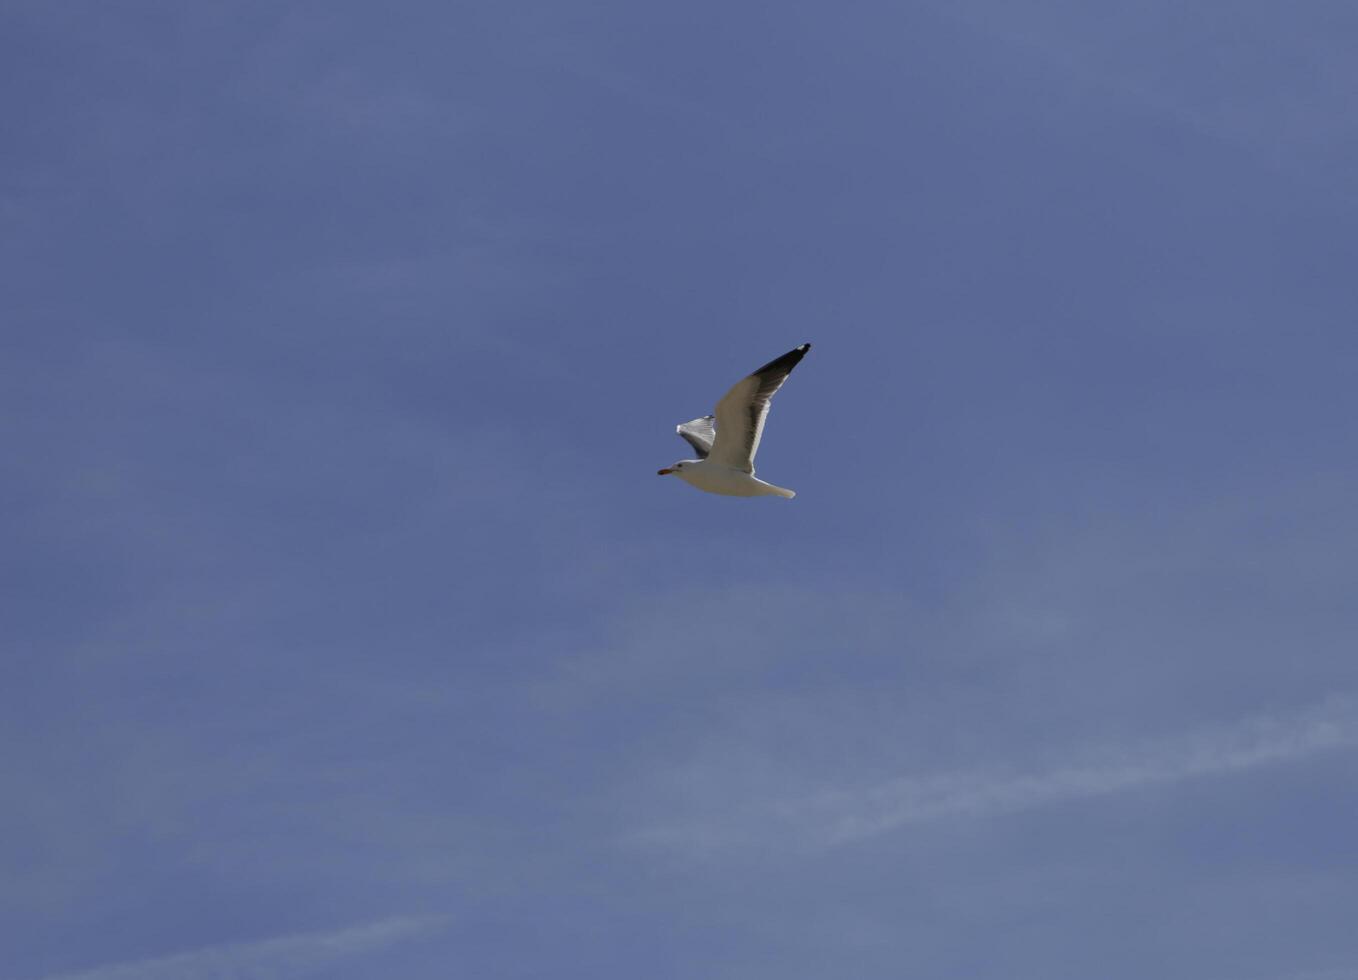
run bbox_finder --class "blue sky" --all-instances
[4,2,1358,977]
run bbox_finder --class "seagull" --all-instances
[657,343,812,498]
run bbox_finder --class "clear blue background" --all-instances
[5,2,1358,978]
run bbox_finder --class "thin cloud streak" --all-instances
[637,695,1358,852]
[25,914,451,980]
[920,0,1358,208]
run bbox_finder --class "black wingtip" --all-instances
[749,343,812,378]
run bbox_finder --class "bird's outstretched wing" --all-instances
[675,415,716,459]
[708,343,811,473]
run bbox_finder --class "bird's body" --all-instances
[664,459,797,498]
[658,343,811,498]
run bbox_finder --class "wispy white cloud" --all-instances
[921,0,1358,205]
[634,695,1358,853]
[25,914,450,980]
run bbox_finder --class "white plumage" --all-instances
[657,343,811,498]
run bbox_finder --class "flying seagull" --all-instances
[657,343,812,498]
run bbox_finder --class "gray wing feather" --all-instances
[676,416,716,458]
[709,343,811,472]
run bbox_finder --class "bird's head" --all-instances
[657,461,689,476]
